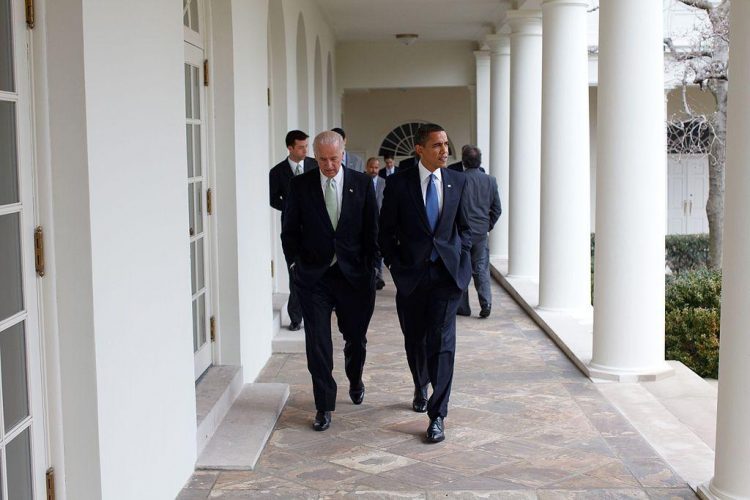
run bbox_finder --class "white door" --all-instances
[184,0,213,380]
[667,155,709,235]
[0,0,47,497]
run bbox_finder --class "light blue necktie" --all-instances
[425,173,439,261]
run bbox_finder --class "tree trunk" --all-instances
[706,81,727,269]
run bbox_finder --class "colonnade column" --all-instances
[589,0,671,380]
[538,0,590,310]
[485,34,511,260]
[506,12,542,278]
[474,50,491,166]
[699,1,750,498]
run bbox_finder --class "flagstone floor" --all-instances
[179,276,697,499]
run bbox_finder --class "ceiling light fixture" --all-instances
[395,33,419,46]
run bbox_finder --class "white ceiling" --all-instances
[315,0,513,43]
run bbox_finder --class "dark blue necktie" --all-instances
[425,173,439,261]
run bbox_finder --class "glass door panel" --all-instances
[185,41,212,380]
[0,1,45,498]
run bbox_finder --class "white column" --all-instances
[699,3,750,499]
[474,50,491,163]
[538,0,590,310]
[589,0,671,380]
[485,34,511,260]
[507,12,542,278]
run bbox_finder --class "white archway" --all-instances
[295,13,309,131]
[326,52,335,129]
[268,0,287,158]
[314,37,324,134]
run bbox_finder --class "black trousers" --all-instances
[286,262,302,325]
[297,264,375,411]
[396,259,461,419]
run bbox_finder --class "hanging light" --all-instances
[395,33,419,46]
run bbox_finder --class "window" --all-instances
[378,122,454,158]
[667,119,712,155]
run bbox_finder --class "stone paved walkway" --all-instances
[179,276,697,499]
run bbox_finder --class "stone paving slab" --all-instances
[180,275,696,499]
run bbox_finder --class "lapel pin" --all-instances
[349,188,354,193]
[447,184,452,188]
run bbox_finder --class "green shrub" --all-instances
[665,307,720,378]
[665,268,722,378]
[665,234,710,273]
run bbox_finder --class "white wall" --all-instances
[40,0,197,498]
[342,87,473,162]
[337,41,476,91]
[211,0,274,381]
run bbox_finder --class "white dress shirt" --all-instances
[320,166,344,217]
[418,162,443,215]
[386,166,395,176]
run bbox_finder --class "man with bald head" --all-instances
[282,131,379,431]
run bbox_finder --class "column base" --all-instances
[588,361,674,382]
[698,480,746,500]
[489,253,508,261]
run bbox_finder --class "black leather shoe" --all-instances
[288,321,301,331]
[456,309,471,317]
[313,411,331,431]
[412,385,428,413]
[479,306,491,318]
[426,416,445,443]
[376,279,385,290]
[349,383,365,405]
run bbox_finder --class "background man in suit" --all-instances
[455,146,502,318]
[331,127,364,173]
[379,123,472,443]
[282,131,379,432]
[448,145,485,173]
[366,157,387,290]
[379,154,398,179]
[269,130,318,331]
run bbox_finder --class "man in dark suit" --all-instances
[365,157,387,290]
[448,145,486,173]
[378,154,398,179]
[379,123,472,443]
[269,130,318,331]
[282,131,379,432]
[331,127,364,173]
[455,146,502,318]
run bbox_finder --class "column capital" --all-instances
[474,50,491,65]
[506,10,543,36]
[542,0,590,7]
[484,34,511,55]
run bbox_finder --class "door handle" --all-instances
[689,200,693,215]
[683,200,687,216]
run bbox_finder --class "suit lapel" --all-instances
[311,171,335,233]
[406,167,431,231]
[337,169,355,234]
[437,168,457,232]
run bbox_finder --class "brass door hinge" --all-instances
[210,316,216,342]
[25,0,34,29]
[206,188,213,215]
[203,59,209,86]
[46,468,55,500]
[267,88,271,107]
[34,226,45,277]
[271,260,274,278]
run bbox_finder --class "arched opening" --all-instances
[314,38,324,134]
[295,14,309,131]
[268,0,287,158]
[326,53,335,129]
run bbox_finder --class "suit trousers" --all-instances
[297,264,375,411]
[458,234,492,315]
[286,262,302,325]
[396,259,461,419]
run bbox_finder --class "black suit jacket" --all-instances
[378,166,399,179]
[269,156,318,211]
[398,156,419,171]
[281,168,379,290]
[379,167,472,296]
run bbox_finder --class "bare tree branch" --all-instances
[675,0,714,12]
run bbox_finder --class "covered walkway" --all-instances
[179,278,695,499]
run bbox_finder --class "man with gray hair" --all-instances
[456,145,502,318]
[282,131,379,432]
